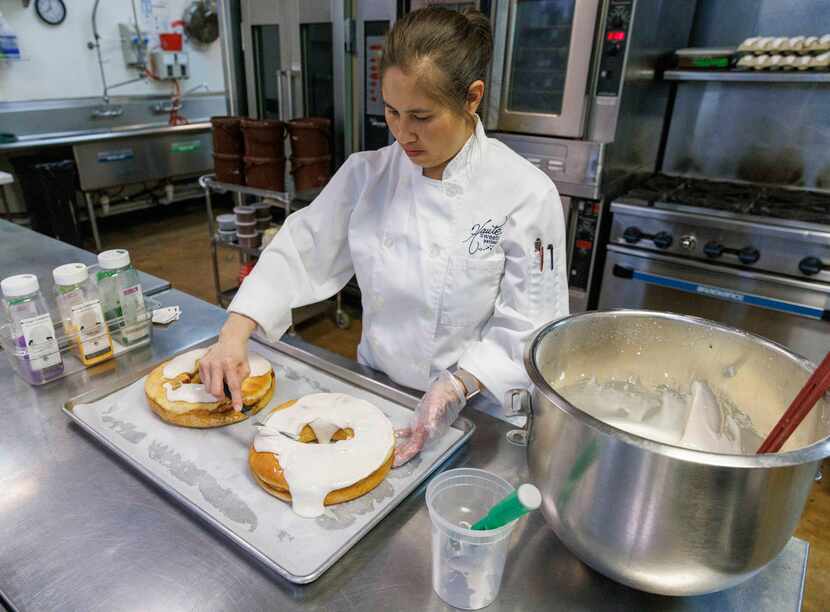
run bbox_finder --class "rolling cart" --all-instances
[199,174,351,330]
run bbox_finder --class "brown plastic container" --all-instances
[241,119,286,158]
[286,117,331,158]
[244,156,286,192]
[213,153,244,184]
[291,155,332,191]
[211,116,243,156]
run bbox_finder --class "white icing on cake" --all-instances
[163,348,209,379]
[248,354,272,377]
[163,382,220,406]
[253,393,395,518]
[162,349,272,381]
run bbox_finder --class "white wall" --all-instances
[0,0,226,102]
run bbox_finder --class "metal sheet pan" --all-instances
[63,339,474,584]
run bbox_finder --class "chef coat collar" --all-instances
[407,114,487,186]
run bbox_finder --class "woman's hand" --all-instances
[393,370,469,467]
[199,313,257,411]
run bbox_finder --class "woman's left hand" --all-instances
[393,370,468,467]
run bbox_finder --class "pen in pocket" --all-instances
[535,238,543,272]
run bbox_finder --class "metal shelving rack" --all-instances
[199,174,350,329]
[664,70,830,83]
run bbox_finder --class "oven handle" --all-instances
[612,265,830,322]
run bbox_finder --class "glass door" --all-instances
[251,25,282,119]
[496,0,600,138]
[241,2,292,121]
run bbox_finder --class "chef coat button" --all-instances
[445,184,462,197]
[430,245,441,258]
[374,295,384,308]
[383,237,394,249]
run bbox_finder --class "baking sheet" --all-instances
[64,341,473,583]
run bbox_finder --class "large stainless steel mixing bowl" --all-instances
[519,310,830,596]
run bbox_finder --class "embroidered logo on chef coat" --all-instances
[462,217,507,254]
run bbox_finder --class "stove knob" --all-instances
[623,226,643,244]
[680,235,697,251]
[738,247,760,265]
[653,232,673,250]
[799,256,824,276]
[704,241,723,259]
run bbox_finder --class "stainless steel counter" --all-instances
[0,289,808,611]
[0,123,212,154]
[0,219,169,296]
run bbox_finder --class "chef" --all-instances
[200,6,568,465]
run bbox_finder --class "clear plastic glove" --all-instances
[393,370,468,467]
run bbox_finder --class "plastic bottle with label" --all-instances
[95,249,148,346]
[0,11,21,60]
[53,263,113,366]
[1,274,64,384]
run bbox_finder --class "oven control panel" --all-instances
[597,0,634,96]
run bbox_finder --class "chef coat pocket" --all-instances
[439,255,505,328]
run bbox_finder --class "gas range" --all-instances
[610,174,830,282]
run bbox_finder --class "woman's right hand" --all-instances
[199,313,257,411]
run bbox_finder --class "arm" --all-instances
[228,155,365,339]
[457,186,569,406]
[200,156,366,408]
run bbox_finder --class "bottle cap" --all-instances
[1,274,39,298]
[98,249,131,270]
[52,263,89,287]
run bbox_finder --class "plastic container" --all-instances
[95,250,148,346]
[244,156,286,191]
[234,205,255,224]
[210,116,244,156]
[251,202,272,219]
[235,220,257,233]
[213,152,244,184]
[0,11,21,60]
[238,233,261,249]
[256,218,271,232]
[290,155,332,191]
[217,229,236,243]
[426,469,517,610]
[1,274,64,384]
[241,118,286,158]
[216,213,236,231]
[53,263,113,366]
[286,117,331,157]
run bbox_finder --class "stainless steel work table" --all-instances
[0,290,808,611]
[0,219,169,296]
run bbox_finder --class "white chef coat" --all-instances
[229,117,569,406]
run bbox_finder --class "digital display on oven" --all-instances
[606,31,625,42]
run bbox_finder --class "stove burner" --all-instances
[622,174,830,225]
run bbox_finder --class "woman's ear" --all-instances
[466,80,485,113]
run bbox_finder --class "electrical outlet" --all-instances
[150,51,190,80]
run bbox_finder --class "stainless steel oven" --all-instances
[600,245,830,365]
[486,0,637,142]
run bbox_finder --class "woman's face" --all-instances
[382,66,474,177]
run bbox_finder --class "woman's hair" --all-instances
[381,6,493,117]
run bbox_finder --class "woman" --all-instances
[199,7,568,465]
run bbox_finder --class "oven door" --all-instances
[599,245,830,365]
[492,0,601,138]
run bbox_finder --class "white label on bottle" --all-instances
[119,284,145,319]
[118,284,148,344]
[20,313,61,371]
[70,299,110,359]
